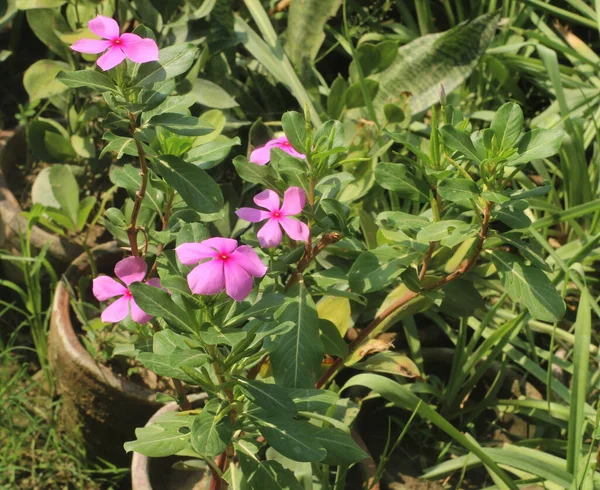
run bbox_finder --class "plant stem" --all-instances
[285,232,343,291]
[315,203,493,388]
[127,112,149,257]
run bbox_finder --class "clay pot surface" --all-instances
[0,127,83,277]
[131,393,209,490]
[48,242,161,465]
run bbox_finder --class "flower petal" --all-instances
[71,39,112,54]
[88,15,120,40]
[115,256,147,285]
[92,276,127,301]
[280,186,306,216]
[202,237,239,255]
[230,246,268,278]
[235,207,269,223]
[224,261,253,302]
[280,217,310,242]
[283,146,306,159]
[187,260,225,296]
[121,36,159,63]
[257,219,283,248]
[101,296,130,323]
[253,189,281,212]
[176,242,219,265]
[130,299,153,324]
[96,46,127,71]
[146,278,162,288]
[249,146,272,165]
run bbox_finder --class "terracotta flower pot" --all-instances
[131,393,210,490]
[0,127,84,279]
[48,242,161,465]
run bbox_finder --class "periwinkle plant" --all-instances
[56,14,567,489]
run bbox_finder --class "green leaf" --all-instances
[491,251,566,322]
[129,282,193,333]
[269,285,324,388]
[235,378,297,416]
[375,163,430,202]
[24,60,70,100]
[250,413,327,462]
[281,111,307,154]
[100,137,138,159]
[567,290,592,474]
[327,74,348,120]
[440,125,482,164]
[509,128,564,166]
[370,11,498,116]
[135,44,198,88]
[343,374,519,490]
[490,102,523,150]
[319,319,349,359]
[233,155,278,187]
[56,70,117,92]
[124,419,192,457]
[153,330,191,355]
[77,196,96,232]
[349,246,418,293]
[25,8,70,58]
[438,178,480,203]
[384,103,405,124]
[153,155,223,214]
[186,137,241,168]
[345,79,379,109]
[284,0,341,82]
[492,201,531,229]
[16,0,66,8]
[192,78,238,109]
[136,352,196,382]
[308,426,367,465]
[235,440,304,490]
[49,165,79,227]
[353,352,421,378]
[416,220,469,242]
[28,119,74,163]
[149,112,214,136]
[148,0,180,21]
[191,402,234,458]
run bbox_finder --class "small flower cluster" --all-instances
[94,137,308,322]
[76,17,310,324]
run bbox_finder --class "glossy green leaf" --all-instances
[490,102,523,150]
[56,70,117,92]
[24,60,70,100]
[345,79,379,109]
[192,78,238,109]
[235,378,297,416]
[191,402,233,458]
[281,111,307,154]
[153,155,223,214]
[440,125,482,164]
[250,413,327,462]
[149,113,214,136]
[375,163,430,202]
[491,251,566,322]
[269,285,324,388]
[438,178,480,203]
[135,44,198,88]
[49,165,79,227]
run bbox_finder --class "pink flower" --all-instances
[176,238,267,302]
[235,187,309,248]
[70,15,159,71]
[249,136,305,165]
[92,256,160,324]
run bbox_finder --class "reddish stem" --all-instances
[315,203,492,389]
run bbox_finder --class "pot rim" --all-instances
[131,393,209,490]
[51,242,158,401]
